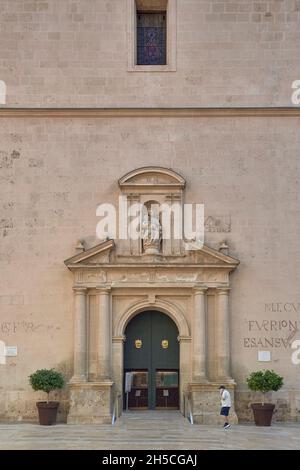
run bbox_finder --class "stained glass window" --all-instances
[137,12,167,65]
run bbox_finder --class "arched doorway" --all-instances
[124,310,179,410]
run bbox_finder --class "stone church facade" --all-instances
[0,0,300,424]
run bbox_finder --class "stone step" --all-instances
[117,410,191,430]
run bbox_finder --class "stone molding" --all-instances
[73,287,88,294]
[112,336,126,343]
[188,381,236,392]
[114,297,190,337]
[193,286,208,294]
[96,287,111,294]
[178,335,192,343]
[118,166,185,189]
[216,287,231,295]
[68,381,114,389]
[1,107,300,118]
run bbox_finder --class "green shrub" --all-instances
[246,370,283,404]
[29,369,64,403]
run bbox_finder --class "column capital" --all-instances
[96,286,111,294]
[128,196,141,202]
[216,287,231,295]
[73,287,87,294]
[193,285,208,294]
[112,335,126,343]
[178,335,191,343]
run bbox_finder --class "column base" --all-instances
[69,375,87,384]
[187,381,238,425]
[216,377,236,385]
[67,381,114,424]
[192,375,209,384]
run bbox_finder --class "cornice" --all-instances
[66,263,238,269]
[0,107,300,118]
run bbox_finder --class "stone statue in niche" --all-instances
[141,204,162,255]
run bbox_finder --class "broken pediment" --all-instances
[64,237,239,271]
[64,239,115,268]
[187,245,239,267]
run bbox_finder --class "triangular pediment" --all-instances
[186,245,240,266]
[64,239,115,268]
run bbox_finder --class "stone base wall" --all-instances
[188,382,238,425]
[235,390,300,423]
[0,390,69,423]
[67,382,114,425]
[1,387,300,424]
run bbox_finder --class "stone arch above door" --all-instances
[114,298,190,338]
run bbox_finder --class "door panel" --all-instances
[126,371,148,409]
[151,312,179,370]
[155,370,179,409]
[124,311,179,410]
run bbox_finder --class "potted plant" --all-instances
[29,369,64,425]
[246,369,283,426]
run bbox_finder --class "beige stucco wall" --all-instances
[0,0,300,106]
[0,0,300,423]
[0,116,300,421]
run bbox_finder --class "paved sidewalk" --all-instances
[0,411,299,450]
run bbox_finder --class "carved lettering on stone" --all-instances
[205,216,231,233]
[243,311,300,349]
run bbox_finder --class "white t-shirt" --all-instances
[221,389,231,407]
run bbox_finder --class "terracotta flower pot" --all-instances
[251,403,275,426]
[36,401,59,425]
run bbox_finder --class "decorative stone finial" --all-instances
[75,240,85,253]
[219,240,229,255]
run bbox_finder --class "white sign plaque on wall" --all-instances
[258,350,271,362]
[5,346,18,357]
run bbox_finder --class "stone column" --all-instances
[178,335,191,413]
[128,194,141,255]
[70,287,87,382]
[97,288,111,380]
[192,287,208,381]
[216,288,232,380]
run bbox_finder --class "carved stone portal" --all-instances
[64,168,240,424]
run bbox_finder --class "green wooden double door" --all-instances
[124,311,179,410]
